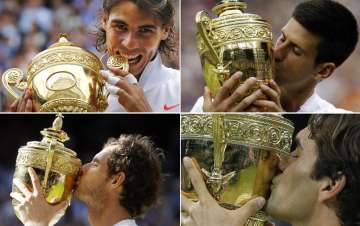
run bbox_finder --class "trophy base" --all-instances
[40,98,95,112]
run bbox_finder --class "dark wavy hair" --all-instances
[96,0,176,56]
[309,115,360,226]
[293,0,358,67]
[105,134,164,217]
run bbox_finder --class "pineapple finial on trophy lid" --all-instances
[40,113,69,143]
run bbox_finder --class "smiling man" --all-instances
[12,0,180,112]
[10,134,163,226]
[181,114,360,226]
[191,0,359,112]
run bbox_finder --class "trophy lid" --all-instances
[212,0,247,16]
[26,33,101,83]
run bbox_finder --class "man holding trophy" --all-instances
[191,0,358,112]
[181,114,360,226]
[10,133,164,226]
[8,0,180,112]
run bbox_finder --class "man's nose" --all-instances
[121,32,138,49]
[274,43,287,63]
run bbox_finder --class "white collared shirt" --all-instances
[190,91,350,113]
[298,91,350,113]
[106,53,180,112]
[113,219,138,226]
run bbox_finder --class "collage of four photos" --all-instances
[0,0,360,226]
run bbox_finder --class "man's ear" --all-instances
[111,171,126,189]
[160,25,171,41]
[318,174,346,203]
[314,62,336,82]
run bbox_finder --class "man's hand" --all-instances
[253,80,284,112]
[103,67,152,112]
[203,72,266,112]
[181,157,266,226]
[10,168,69,226]
[10,89,38,112]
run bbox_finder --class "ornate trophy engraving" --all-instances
[2,34,108,112]
[181,114,294,226]
[12,114,82,225]
[196,0,274,96]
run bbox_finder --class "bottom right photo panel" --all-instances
[180,114,359,226]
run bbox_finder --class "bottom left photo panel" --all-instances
[0,113,180,226]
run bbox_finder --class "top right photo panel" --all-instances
[181,0,360,113]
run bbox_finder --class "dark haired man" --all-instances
[182,114,360,226]
[10,134,163,226]
[191,0,359,112]
[12,0,180,112]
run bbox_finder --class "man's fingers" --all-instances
[108,66,129,77]
[181,193,193,212]
[10,99,19,112]
[230,89,263,112]
[213,72,242,104]
[28,168,42,197]
[236,197,266,220]
[268,79,281,94]
[10,192,25,203]
[25,99,33,112]
[181,212,196,226]
[260,84,279,102]
[13,178,32,198]
[183,157,213,204]
[225,77,257,107]
[253,100,281,112]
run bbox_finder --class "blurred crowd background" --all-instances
[181,0,360,111]
[0,0,179,111]
[0,114,180,226]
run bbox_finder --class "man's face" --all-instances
[74,147,113,206]
[274,18,321,93]
[266,127,321,222]
[103,0,169,76]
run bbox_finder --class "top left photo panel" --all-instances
[0,0,180,112]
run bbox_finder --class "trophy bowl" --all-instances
[181,114,294,225]
[2,34,108,112]
[11,114,82,225]
[196,0,274,96]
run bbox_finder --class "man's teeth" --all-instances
[128,55,141,64]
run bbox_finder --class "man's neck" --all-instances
[280,84,315,112]
[87,201,132,226]
[291,204,341,226]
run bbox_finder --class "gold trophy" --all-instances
[12,114,82,225]
[181,114,294,226]
[196,0,274,96]
[2,34,108,112]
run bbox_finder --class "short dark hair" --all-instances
[309,115,360,226]
[293,0,358,67]
[105,134,164,217]
[96,0,176,56]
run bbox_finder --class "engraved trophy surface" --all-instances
[196,0,274,96]
[12,114,82,225]
[181,114,294,226]
[2,34,108,112]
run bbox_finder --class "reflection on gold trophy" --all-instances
[196,0,274,96]
[181,114,294,226]
[12,114,82,225]
[1,34,108,112]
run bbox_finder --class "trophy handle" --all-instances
[1,68,27,99]
[196,11,221,64]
